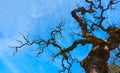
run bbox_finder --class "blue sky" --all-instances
[0,0,86,73]
[0,0,120,73]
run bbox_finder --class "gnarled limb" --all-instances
[10,0,120,73]
[71,0,120,73]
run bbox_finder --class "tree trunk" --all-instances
[80,45,110,73]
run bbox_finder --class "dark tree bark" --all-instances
[11,0,120,73]
[80,45,110,73]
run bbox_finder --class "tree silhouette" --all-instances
[11,0,120,73]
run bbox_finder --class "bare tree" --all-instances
[11,0,120,73]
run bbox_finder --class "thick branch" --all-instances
[71,8,106,45]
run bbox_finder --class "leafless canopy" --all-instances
[10,0,120,73]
